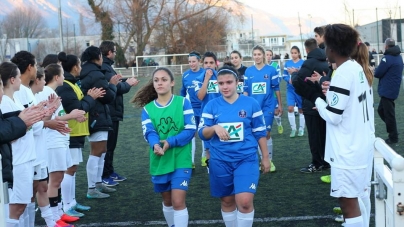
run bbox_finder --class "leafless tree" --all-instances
[1,6,46,38]
[112,0,243,58]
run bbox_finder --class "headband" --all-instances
[217,68,238,78]
[189,53,201,59]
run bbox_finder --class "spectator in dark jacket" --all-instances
[99,41,139,185]
[374,38,404,144]
[314,26,325,49]
[364,42,376,67]
[291,38,330,173]
[79,46,120,199]
[56,52,105,214]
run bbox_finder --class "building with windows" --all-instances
[356,18,403,53]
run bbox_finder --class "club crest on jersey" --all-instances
[330,93,339,106]
[237,82,244,93]
[238,110,247,118]
[264,74,269,79]
[252,82,266,94]
[218,122,244,142]
[207,80,219,93]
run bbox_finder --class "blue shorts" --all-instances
[152,168,192,193]
[286,89,302,108]
[209,154,259,198]
[264,114,274,132]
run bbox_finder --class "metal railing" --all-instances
[372,138,404,226]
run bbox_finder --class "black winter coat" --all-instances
[292,48,330,116]
[56,72,97,148]
[0,110,27,186]
[79,62,117,133]
[101,56,132,121]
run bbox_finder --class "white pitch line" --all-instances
[35,214,342,226]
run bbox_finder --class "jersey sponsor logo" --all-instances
[218,122,244,142]
[251,82,266,94]
[237,82,244,93]
[359,71,365,84]
[238,110,247,118]
[157,117,179,134]
[330,94,339,106]
[180,180,188,187]
[58,110,66,116]
[207,80,219,93]
[249,183,256,190]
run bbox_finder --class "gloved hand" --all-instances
[293,76,326,103]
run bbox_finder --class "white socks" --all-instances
[274,114,282,126]
[87,155,100,188]
[40,205,56,227]
[299,113,305,130]
[162,204,188,227]
[6,218,19,227]
[61,173,74,211]
[97,153,106,183]
[57,202,63,217]
[267,138,273,160]
[288,112,296,130]
[173,208,188,227]
[344,216,363,227]
[237,210,254,227]
[27,202,35,227]
[359,195,371,227]
[71,173,77,208]
[191,137,195,163]
[222,209,237,227]
[162,203,174,227]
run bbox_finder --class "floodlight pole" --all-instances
[58,0,63,51]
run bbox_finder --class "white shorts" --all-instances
[70,148,83,165]
[10,161,34,204]
[330,167,368,198]
[47,147,73,173]
[87,131,108,142]
[33,164,48,181]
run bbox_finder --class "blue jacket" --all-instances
[374,45,403,100]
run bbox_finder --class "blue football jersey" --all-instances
[180,68,203,116]
[195,68,221,110]
[244,65,279,113]
[283,59,304,90]
[198,95,266,161]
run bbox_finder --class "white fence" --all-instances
[115,53,404,78]
[373,138,404,227]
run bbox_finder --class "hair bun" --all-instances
[58,52,68,62]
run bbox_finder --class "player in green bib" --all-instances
[132,67,196,227]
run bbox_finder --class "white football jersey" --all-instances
[0,95,36,165]
[36,86,70,149]
[315,60,375,169]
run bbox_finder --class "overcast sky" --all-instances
[242,0,402,26]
